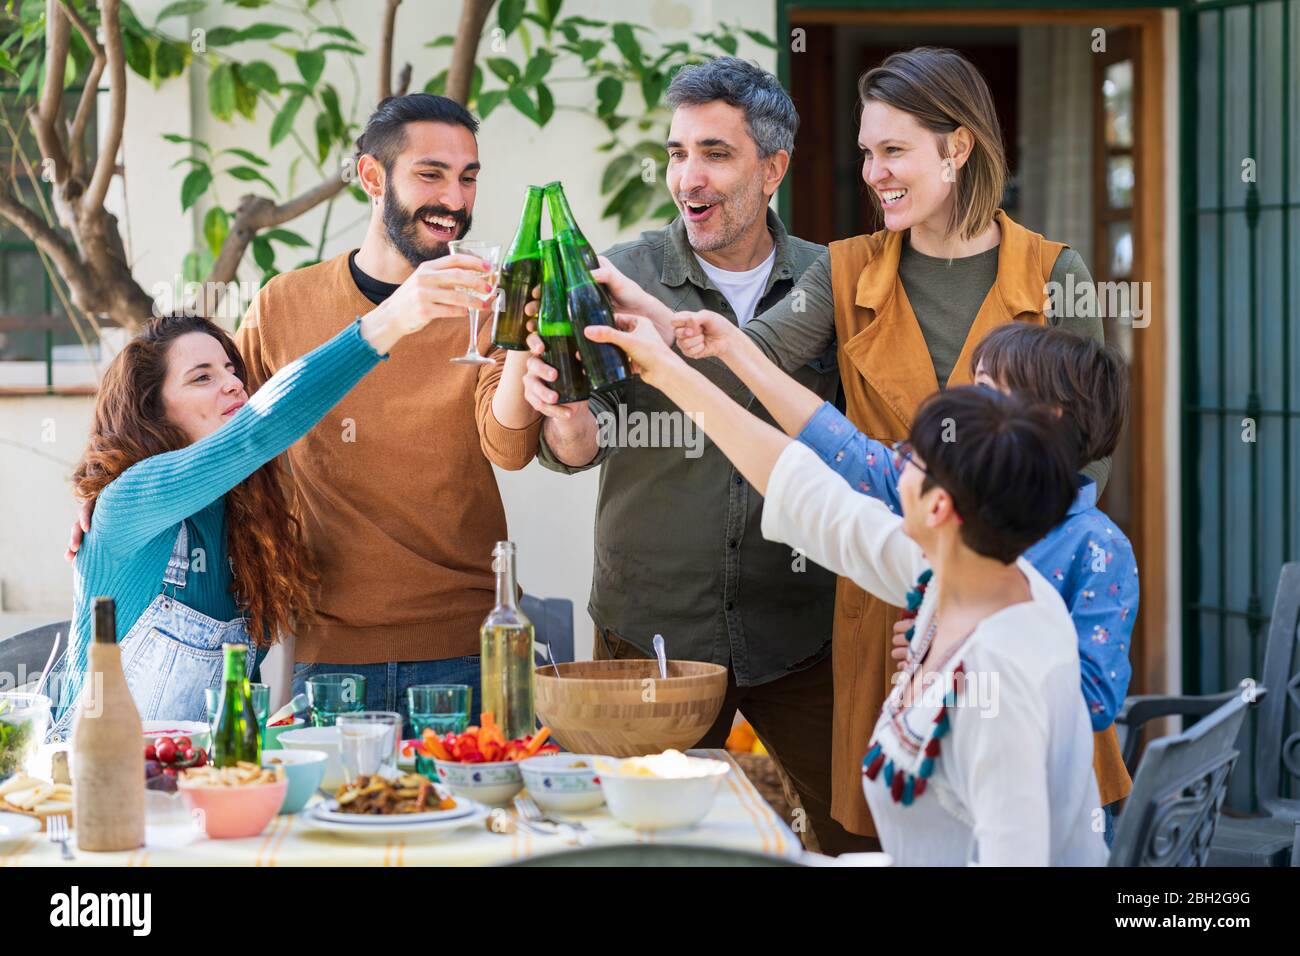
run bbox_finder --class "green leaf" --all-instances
[423,69,448,96]
[156,0,206,23]
[252,235,276,271]
[1,49,22,75]
[535,82,554,126]
[640,70,664,110]
[536,0,564,28]
[315,42,364,56]
[596,76,621,117]
[314,25,358,42]
[262,228,311,247]
[204,26,243,47]
[182,250,205,285]
[425,35,456,48]
[208,63,237,121]
[154,41,188,81]
[618,181,654,229]
[238,23,295,42]
[611,23,642,69]
[231,67,259,119]
[163,133,212,152]
[295,50,325,87]
[223,147,268,167]
[314,112,332,163]
[560,16,605,29]
[486,57,519,85]
[203,206,229,257]
[241,60,280,94]
[320,84,344,137]
[742,28,777,49]
[121,32,153,79]
[347,184,369,204]
[600,154,636,195]
[469,64,483,102]
[651,199,679,221]
[497,0,525,36]
[226,165,280,194]
[714,33,738,55]
[170,155,210,170]
[519,50,552,87]
[507,86,539,124]
[270,93,305,146]
[181,167,213,211]
[476,89,508,120]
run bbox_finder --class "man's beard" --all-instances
[680,176,766,254]
[382,186,473,266]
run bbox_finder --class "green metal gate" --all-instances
[1180,0,1297,807]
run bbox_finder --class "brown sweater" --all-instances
[234,251,541,664]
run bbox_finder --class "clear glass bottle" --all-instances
[479,542,536,740]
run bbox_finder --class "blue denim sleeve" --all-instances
[795,402,904,516]
[1065,532,1139,731]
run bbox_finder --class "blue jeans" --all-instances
[1103,801,1117,849]
[291,656,481,739]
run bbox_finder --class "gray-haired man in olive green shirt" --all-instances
[518,58,875,856]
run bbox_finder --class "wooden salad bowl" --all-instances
[534,659,729,757]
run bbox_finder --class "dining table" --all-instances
[0,748,805,867]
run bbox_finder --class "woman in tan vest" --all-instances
[589,47,1127,840]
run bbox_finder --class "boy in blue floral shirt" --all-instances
[674,317,1138,846]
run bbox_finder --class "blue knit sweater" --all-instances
[55,320,382,717]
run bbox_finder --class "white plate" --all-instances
[304,800,488,836]
[0,810,40,845]
[312,795,476,826]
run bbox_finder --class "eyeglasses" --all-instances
[891,439,927,477]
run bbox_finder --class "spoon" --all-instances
[652,633,668,680]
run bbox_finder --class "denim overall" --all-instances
[47,522,252,740]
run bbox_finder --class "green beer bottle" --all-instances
[543,182,620,314]
[537,239,590,404]
[494,186,544,350]
[556,229,631,392]
[211,643,260,767]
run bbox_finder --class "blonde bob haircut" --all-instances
[857,47,1007,241]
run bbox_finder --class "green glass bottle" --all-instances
[536,238,590,404]
[543,182,620,315]
[494,186,545,350]
[556,229,631,392]
[211,644,260,767]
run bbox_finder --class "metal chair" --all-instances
[0,620,69,690]
[1206,562,1300,865]
[521,595,574,668]
[1110,689,1258,866]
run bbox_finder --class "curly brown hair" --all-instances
[73,314,317,647]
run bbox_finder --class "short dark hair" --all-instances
[909,386,1077,563]
[355,93,479,171]
[665,56,798,158]
[971,323,1130,470]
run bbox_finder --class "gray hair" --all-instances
[665,56,798,158]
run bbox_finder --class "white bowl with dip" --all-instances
[594,750,729,830]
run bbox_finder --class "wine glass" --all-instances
[448,239,501,365]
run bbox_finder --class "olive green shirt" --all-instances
[537,209,839,686]
[744,241,1112,492]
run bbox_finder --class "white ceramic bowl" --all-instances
[433,758,523,806]
[595,754,729,830]
[142,720,211,754]
[276,726,343,790]
[519,753,605,813]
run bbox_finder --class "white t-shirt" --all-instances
[694,244,777,326]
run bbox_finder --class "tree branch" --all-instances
[31,0,73,183]
[85,0,125,212]
[379,0,401,101]
[446,0,495,105]
[61,0,107,179]
[0,177,81,281]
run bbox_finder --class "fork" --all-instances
[48,815,74,861]
[513,794,593,846]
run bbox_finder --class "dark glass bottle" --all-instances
[537,239,590,404]
[556,229,631,392]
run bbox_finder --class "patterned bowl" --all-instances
[519,753,605,813]
[433,758,523,806]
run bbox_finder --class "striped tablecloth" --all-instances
[0,750,801,867]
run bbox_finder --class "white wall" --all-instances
[0,0,778,662]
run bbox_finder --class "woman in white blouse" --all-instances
[586,317,1109,866]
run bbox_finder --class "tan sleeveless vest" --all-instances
[825,210,1131,836]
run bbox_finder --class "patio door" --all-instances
[1180,0,1298,807]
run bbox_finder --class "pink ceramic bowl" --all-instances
[177,777,288,839]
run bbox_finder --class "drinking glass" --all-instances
[306,673,368,727]
[407,684,472,779]
[447,239,501,365]
[205,683,269,734]
[337,711,402,782]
